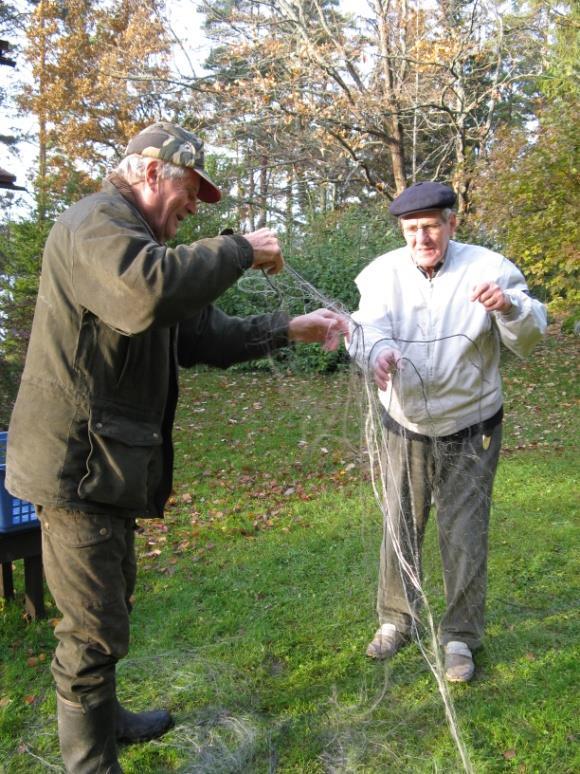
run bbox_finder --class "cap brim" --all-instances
[196,168,221,204]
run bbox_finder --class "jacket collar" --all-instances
[411,240,454,279]
[105,172,138,204]
[416,260,444,279]
[103,174,159,243]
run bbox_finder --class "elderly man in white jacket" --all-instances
[349,181,547,682]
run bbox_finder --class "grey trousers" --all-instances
[38,507,136,708]
[377,422,502,650]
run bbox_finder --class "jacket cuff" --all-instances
[268,311,291,348]
[230,235,254,271]
[498,291,523,322]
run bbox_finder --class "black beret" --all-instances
[389,182,456,217]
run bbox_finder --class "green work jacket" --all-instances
[6,179,289,517]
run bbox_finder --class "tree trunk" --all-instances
[256,154,268,228]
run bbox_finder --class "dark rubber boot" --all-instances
[116,701,173,743]
[57,693,123,773]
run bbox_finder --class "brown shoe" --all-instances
[444,641,474,682]
[366,623,406,660]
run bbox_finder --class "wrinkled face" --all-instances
[149,168,201,243]
[401,210,457,271]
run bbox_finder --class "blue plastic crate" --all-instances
[0,431,39,533]
[0,430,6,467]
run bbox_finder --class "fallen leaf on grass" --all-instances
[0,697,11,708]
[503,749,516,760]
[23,695,37,705]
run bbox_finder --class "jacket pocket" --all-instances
[40,509,113,548]
[78,408,163,510]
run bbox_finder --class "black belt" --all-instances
[381,405,503,444]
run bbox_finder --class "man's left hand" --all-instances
[471,282,512,313]
[288,309,350,351]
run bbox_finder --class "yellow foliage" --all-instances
[21,0,173,185]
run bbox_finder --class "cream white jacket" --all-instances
[349,240,547,436]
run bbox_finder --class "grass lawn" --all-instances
[0,326,578,773]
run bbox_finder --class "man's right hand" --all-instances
[374,348,402,391]
[288,309,350,351]
[244,228,284,275]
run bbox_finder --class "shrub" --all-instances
[218,200,401,372]
[0,218,51,426]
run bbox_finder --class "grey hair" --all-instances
[113,154,189,185]
[398,207,456,227]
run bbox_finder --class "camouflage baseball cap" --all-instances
[125,122,221,203]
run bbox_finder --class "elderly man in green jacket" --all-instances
[6,122,347,773]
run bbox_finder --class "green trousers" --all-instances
[377,422,502,650]
[38,507,136,708]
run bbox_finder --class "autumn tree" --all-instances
[199,0,351,232]
[199,0,410,216]
[20,0,178,217]
[192,0,553,222]
[471,1,579,309]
